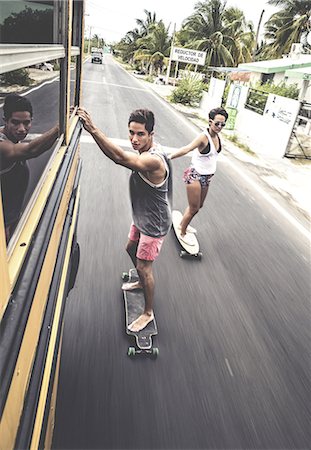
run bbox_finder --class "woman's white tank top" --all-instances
[190,130,219,175]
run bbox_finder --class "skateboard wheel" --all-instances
[152,348,159,357]
[122,272,129,281]
[197,252,202,260]
[127,347,136,357]
[180,251,186,258]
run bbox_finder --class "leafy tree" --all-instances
[261,0,311,57]
[114,28,141,64]
[134,21,171,75]
[178,0,255,67]
[136,10,158,37]
[1,6,53,43]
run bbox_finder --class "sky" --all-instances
[84,0,280,44]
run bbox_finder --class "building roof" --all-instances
[238,56,311,74]
[285,66,311,80]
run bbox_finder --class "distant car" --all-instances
[36,62,54,71]
[91,52,103,64]
[154,76,165,85]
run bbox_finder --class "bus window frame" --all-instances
[0,0,84,303]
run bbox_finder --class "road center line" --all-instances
[225,358,234,377]
[80,135,180,154]
[82,79,147,91]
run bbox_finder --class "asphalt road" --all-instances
[52,55,310,449]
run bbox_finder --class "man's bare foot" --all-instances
[122,281,142,291]
[128,312,154,332]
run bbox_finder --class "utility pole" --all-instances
[166,23,176,85]
[252,9,265,61]
[88,25,92,54]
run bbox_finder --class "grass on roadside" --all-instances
[224,133,257,156]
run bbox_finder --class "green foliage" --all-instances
[261,1,311,59]
[169,75,205,106]
[222,82,230,106]
[253,81,299,99]
[225,133,256,155]
[2,6,53,44]
[246,88,268,114]
[246,80,299,114]
[1,69,32,86]
[144,75,155,83]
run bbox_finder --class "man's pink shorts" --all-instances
[128,224,164,261]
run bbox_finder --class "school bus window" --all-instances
[0,65,60,244]
[70,56,78,111]
[0,1,84,448]
[0,1,55,44]
[71,0,83,47]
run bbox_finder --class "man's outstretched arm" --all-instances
[0,125,59,164]
[77,107,160,173]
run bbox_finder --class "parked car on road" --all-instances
[91,52,103,64]
[35,62,54,71]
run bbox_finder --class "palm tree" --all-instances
[114,10,159,67]
[114,29,141,63]
[179,0,254,67]
[134,21,171,75]
[262,0,311,57]
[136,10,158,37]
[222,7,255,63]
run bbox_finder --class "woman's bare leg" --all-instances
[180,181,201,236]
[180,183,210,236]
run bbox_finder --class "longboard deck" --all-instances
[123,268,158,351]
[172,210,200,257]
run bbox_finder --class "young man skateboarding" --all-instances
[77,108,172,332]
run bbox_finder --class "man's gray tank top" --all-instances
[129,146,172,238]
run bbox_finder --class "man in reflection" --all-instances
[0,94,59,243]
[78,107,172,332]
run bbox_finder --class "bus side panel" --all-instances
[0,127,81,449]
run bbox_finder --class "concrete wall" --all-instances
[230,92,300,158]
[200,77,226,114]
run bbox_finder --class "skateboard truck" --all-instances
[127,346,159,357]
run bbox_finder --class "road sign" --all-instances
[171,47,206,66]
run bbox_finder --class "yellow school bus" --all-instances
[0,1,84,448]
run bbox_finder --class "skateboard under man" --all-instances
[122,268,159,357]
[172,210,202,259]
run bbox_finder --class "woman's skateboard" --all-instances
[121,268,159,357]
[172,210,202,259]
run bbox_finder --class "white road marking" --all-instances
[80,135,180,155]
[82,79,147,91]
[0,76,59,108]
[225,358,234,377]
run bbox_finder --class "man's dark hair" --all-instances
[209,107,228,121]
[3,94,33,120]
[128,109,155,134]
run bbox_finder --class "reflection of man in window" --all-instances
[0,94,59,243]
